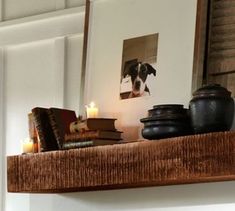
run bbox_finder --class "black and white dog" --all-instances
[124,62,156,98]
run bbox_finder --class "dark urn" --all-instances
[189,84,234,134]
[140,104,192,140]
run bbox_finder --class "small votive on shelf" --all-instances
[86,102,98,118]
[22,138,34,154]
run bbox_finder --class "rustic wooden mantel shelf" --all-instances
[7,131,235,193]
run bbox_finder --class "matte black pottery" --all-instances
[148,104,188,119]
[140,104,192,140]
[189,84,234,134]
[141,117,191,140]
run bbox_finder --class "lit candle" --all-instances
[86,102,99,118]
[22,138,34,154]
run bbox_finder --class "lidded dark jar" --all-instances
[189,84,234,134]
[140,104,192,140]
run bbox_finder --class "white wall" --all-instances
[0,4,85,211]
[4,38,62,211]
[29,182,235,211]
[1,0,86,20]
[1,0,235,211]
[0,48,5,211]
[3,34,84,211]
[64,34,84,111]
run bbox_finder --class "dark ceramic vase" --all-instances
[141,118,191,140]
[140,104,192,140]
[189,84,234,134]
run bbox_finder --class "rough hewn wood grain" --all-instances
[7,131,235,193]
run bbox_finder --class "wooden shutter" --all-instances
[207,0,235,96]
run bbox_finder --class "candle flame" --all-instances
[89,102,95,108]
[85,101,98,119]
[24,137,32,143]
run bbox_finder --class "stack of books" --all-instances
[63,118,122,150]
[29,107,122,152]
[30,107,77,152]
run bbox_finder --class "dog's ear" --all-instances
[123,63,137,77]
[145,63,156,76]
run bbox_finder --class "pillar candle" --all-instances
[22,138,34,154]
[86,102,98,118]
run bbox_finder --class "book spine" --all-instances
[70,119,117,132]
[47,110,63,149]
[64,132,122,141]
[64,132,98,142]
[32,108,58,152]
[31,109,47,152]
[62,141,93,150]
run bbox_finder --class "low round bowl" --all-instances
[141,118,192,140]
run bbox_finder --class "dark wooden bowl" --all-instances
[141,118,192,140]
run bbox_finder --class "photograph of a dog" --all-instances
[120,33,158,100]
[123,61,156,98]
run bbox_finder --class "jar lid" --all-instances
[153,104,183,109]
[148,104,188,119]
[140,113,189,122]
[192,84,231,98]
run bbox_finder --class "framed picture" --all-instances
[85,0,196,140]
[120,33,159,100]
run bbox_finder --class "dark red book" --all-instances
[31,107,58,152]
[62,139,120,150]
[48,108,77,149]
[65,130,122,141]
[70,118,117,132]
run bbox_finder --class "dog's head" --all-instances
[124,62,156,96]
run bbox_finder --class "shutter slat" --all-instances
[210,40,235,50]
[211,24,235,35]
[208,73,235,97]
[209,49,235,58]
[212,16,235,27]
[213,1,235,9]
[211,34,235,43]
[212,7,235,18]
[208,57,235,73]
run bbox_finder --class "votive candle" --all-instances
[86,102,98,118]
[22,138,34,154]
